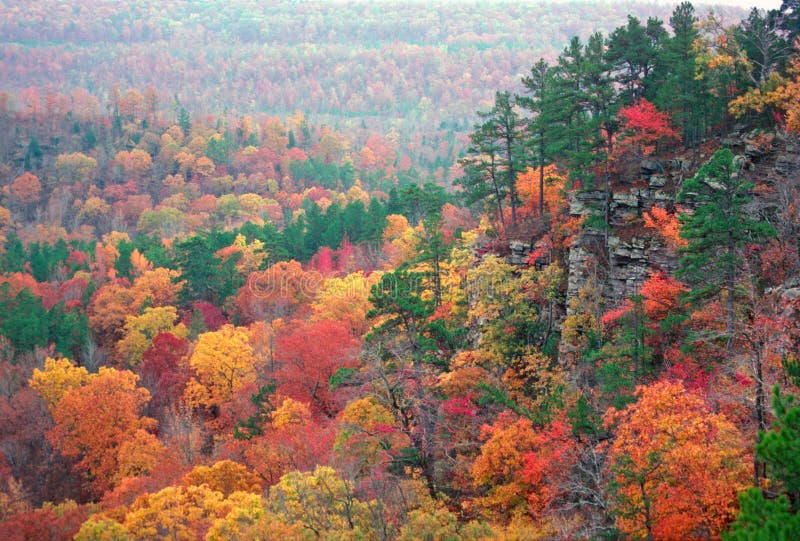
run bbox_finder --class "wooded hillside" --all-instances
[1,1,799,539]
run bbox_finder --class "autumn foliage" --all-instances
[274,319,360,417]
[603,381,750,540]
[644,205,687,250]
[2,1,800,538]
[45,368,159,496]
[617,99,680,158]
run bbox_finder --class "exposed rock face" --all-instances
[775,135,800,177]
[508,240,531,266]
[562,129,795,317]
[495,128,796,358]
[564,180,680,315]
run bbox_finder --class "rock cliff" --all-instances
[562,128,798,315]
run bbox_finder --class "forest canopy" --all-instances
[2,0,800,539]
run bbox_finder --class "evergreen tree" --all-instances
[177,102,191,136]
[725,387,800,540]
[1,233,25,273]
[322,204,345,249]
[115,239,134,280]
[24,135,43,170]
[303,201,327,255]
[735,8,790,87]
[759,388,800,501]
[341,200,368,243]
[206,134,231,166]
[367,267,437,361]
[519,58,556,217]
[606,16,666,103]
[415,212,450,308]
[778,0,800,42]
[49,302,88,360]
[173,235,238,305]
[544,33,618,186]
[654,2,705,147]
[550,37,586,171]
[677,148,775,350]
[457,119,507,235]
[477,91,526,229]
[28,243,49,282]
[386,186,403,215]
[581,32,619,168]
[0,285,49,355]
[398,183,447,226]
[364,197,388,244]
[82,124,97,150]
[281,215,308,261]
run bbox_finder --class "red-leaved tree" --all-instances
[273,319,360,417]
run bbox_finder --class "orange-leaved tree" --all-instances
[47,367,159,497]
[238,397,334,485]
[643,205,687,251]
[470,411,577,524]
[603,380,750,540]
[516,165,566,221]
[639,271,687,323]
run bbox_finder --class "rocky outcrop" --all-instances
[563,176,680,314]
[563,129,796,316]
[508,240,531,266]
[774,135,800,177]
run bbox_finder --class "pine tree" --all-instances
[582,31,619,238]
[725,387,800,540]
[24,136,42,170]
[519,58,556,217]
[606,15,666,103]
[778,0,800,42]
[546,34,618,185]
[550,36,588,173]
[367,267,436,361]
[177,103,191,136]
[458,119,507,235]
[736,8,790,87]
[477,91,526,230]
[416,212,450,308]
[759,388,800,501]
[654,2,705,147]
[677,148,776,351]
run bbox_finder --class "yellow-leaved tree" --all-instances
[267,465,373,539]
[29,357,90,412]
[116,306,188,366]
[184,325,258,411]
[121,484,226,540]
[311,271,381,335]
[182,460,262,497]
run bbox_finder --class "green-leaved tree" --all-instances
[677,148,775,351]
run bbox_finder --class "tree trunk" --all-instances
[641,479,654,541]
[505,133,517,230]
[490,157,507,237]
[432,250,442,308]
[726,229,736,354]
[754,347,767,484]
[539,132,545,217]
